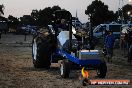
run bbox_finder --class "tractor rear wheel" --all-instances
[32,35,56,68]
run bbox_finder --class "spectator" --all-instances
[103,29,108,43]
[104,30,115,62]
[126,27,132,62]
[126,27,132,49]
[0,31,1,39]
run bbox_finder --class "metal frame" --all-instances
[53,10,102,67]
[55,49,101,66]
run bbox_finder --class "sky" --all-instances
[0,0,131,23]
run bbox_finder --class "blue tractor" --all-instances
[32,10,107,78]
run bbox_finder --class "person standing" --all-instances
[126,27,132,62]
[104,30,115,62]
[0,31,1,39]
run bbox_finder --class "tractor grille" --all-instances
[79,50,100,60]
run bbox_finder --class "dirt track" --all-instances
[0,33,132,88]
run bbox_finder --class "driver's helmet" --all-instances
[58,19,67,30]
[61,19,66,24]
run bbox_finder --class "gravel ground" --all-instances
[0,33,132,88]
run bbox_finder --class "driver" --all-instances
[58,19,68,31]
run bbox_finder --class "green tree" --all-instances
[20,15,34,25]
[123,4,132,20]
[0,4,4,16]
[38,7,53,26]
[52,5,61,12]
[122,4,132,21]
[115,4,132,23]
[8,15,19,28]
[8,15,18,21]
[30,5,61,27]
[31,9,39,21]
[85,0,116,26]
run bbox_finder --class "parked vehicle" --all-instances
[93,24,132,47]
[0,21,8,33]
[93,24,122,39]
[16,25,38,35]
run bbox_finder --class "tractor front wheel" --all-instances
[60,60,70,78]
[96,61,107,78]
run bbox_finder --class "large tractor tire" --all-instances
[96,61,107,78]
[32,34,56,68]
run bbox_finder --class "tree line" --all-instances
[0,0,132,28]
